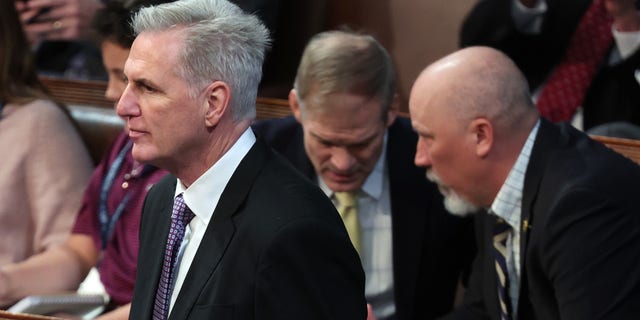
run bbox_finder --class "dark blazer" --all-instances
[443,119,640,320]
[460,0,640,129]
[129,139,366,319]
[252,116,476,320]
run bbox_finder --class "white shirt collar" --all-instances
[175,128,256,225]
[490,120,540,232]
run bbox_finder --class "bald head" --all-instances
[411,46,537,135]
[409,47,540,209]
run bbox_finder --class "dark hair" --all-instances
[92,0,177,49]
[0,0,50,104]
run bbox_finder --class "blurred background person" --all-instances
[0,0,92,266]
[461,0,640,132]
[15,0,107,80]
[14,0,282,83]
[0,1,170,319]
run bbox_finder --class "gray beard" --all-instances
[426,170,479,217]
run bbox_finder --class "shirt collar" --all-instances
[490,120,540,232]
[175,128,256,225]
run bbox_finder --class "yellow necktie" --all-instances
[334,192,360,254]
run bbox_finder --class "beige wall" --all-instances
[391,0,475,112]
[264,0,477,112]
[325,0,476,112]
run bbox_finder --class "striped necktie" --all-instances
[335,191,360,254]
[153,194,194,320]
[493,218,512,320]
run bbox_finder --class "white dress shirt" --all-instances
[168,128,256,315]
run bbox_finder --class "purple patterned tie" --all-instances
[153,194,194,320]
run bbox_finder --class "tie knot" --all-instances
[493,218,511,244]
[334,192,357,208]
[173,194,195,226]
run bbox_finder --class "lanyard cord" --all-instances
[98,141,133,251]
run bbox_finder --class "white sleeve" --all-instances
[511,0,548,34]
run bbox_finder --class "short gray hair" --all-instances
[294,30,396,120]
[132,0,271,121]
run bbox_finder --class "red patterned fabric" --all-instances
[536,0,613,122]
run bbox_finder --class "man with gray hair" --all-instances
[118,1,366,319]
[253,30,475,320]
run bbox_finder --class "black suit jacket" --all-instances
[460,0,640,129]
[129,139,366,319]
[252,116,476,319]
[443,119,640,320]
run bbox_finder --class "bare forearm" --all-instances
[0,244,91,306]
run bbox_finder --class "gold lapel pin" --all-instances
[522,219,531,232]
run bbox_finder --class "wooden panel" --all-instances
[40,77,113,109]
[591,135,640,165]
[255,97,291,119]
[40,76,291,120]
[0,310,61,320]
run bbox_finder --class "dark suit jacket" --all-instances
[252,116,476,320]
[129,139,366,319]
[443,119,640,320]
[460,0,640,129]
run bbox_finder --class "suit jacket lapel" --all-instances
[518,119,562,317]
[168,140,271,319]
[386,119,425,317]
[134,176,175,319]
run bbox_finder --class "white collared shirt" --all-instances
[319,133,396,319]
[490,120,539,316]
[168,128,256,315]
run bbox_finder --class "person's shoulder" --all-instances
[252,116,299,137]
[145,174,177,198]
[540,122,640,189]
[14,99,74,130]
[254,147,328,205]
[156,174,177,188]
[389,116,417,137]
[386,117,421,164]
[14,98,60,116]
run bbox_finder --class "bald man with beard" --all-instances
[409,46,640,320]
